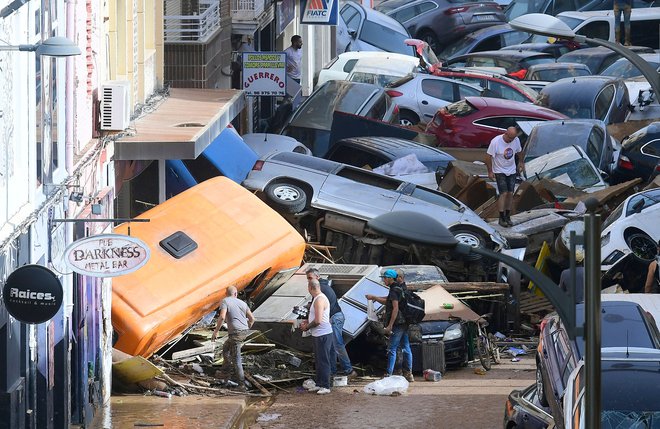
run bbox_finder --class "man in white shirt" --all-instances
[300,278,333,394]
[284,35,303,84]
[486,127,524,227]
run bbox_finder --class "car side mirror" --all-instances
[348,29,357,39]
[599,169,609,181]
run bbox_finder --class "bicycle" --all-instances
[475,313,501,371]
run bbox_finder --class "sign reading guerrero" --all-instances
[242,52,287,96]
[64,234,150,277]
[300,0,337,25]
[2,265,63,324]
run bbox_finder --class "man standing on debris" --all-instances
[486,126,524,227]
[306,268,357,378]
[211,286,255,388]
[366,269,414,382]
[300,278,333,395]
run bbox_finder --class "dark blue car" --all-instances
[165,126,258,198]
[438,24,530,61]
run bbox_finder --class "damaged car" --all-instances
[243,151,508,252]
[600,188,660,271]
[524,146,608,194]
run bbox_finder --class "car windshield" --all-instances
[602,202,624,230]
[505,0,548,20]
[360,20,410,55]
[602,58,660,79]
[349,71,404,87]
[538,92,592,119]
[439,35,482,60]
[557,16,584,30]
[601,361,660,428]
[290,82,377,130]
[529,158,601,190]
[558,53,604,74]
[525,124,591,159]
[529,67,590,81]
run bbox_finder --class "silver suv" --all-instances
[243,151,508,250]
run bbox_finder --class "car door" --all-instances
[417,78,455,121]
[625,189,660,240]
[585,125,605,170]
[339,4,363,52]
[316,165,402,218]
[393,185,464,226]
[594,84,615,124]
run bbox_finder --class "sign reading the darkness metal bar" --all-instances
[241,52,287,96]
[300,0,337,25]
[63,234,150,277]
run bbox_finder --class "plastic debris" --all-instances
[257,413,282,422]
[363,375,409,395]
[506,347,527,357]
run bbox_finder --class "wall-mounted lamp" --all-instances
[0,36,81,57]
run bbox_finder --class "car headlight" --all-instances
[602,249,625,266]
[601,232,610,247]
[443,323,463,341]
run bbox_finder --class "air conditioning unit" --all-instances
[100,80,131,130]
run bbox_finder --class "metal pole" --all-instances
[584,208,601,429]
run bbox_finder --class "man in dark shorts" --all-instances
[486,127,524,227]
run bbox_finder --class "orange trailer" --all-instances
[112,177,305,357]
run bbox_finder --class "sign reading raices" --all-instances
[242,52,287,96]
[301,0,337,25]
[2,265,63,324]
[64,234,150,277]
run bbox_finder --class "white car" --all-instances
[385,73,483,126]
[524,145,608,194]
[600,188,660,271]
[316,51,419,88]
[347,58,416,87]
[242,133,311,158]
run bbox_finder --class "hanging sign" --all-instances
[242,52,287,96]
[3,265,63,324]
[63,234,150,277]
[300,0,338,25]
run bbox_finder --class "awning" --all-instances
[114,88,246,161]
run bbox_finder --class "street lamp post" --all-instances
[0,36,81,57]
[509,13,660,99]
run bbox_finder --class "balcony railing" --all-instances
[231,0,265,21]
[164,0,221,43]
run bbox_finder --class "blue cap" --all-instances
[381,269,398,279]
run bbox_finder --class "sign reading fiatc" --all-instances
[64,234,150,277]
[301,0,337,25]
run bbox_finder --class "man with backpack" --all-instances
[366,269,414,382]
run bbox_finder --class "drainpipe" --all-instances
[65,0,76,175]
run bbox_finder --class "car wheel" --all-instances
[450,227,488,261]
[536,366,549,407]
[264,182,307,214]
[419,30,440,53]
[625,230,656,261]
[399,111,419,127]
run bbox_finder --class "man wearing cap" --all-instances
[366,269,414,382]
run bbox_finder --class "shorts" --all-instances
[495,173,516,193]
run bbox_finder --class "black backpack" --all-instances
[395,286,426,325]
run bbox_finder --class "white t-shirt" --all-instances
[487,134,522,175]
[284,46,302,79]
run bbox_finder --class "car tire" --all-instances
[450,227,488,261]
[536,366,549,407]
[624,230,656,261]
[264,182,307,214]
[419,30,439,53]
[399,110,420,127]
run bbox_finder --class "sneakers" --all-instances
[307,385,321,392]
[403,371,415,383]
[316,387,331,395]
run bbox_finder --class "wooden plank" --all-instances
[171,344,215,360]
[442,282,509,293]
[245,372,271,396]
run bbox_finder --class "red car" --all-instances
[405,38,538,104]
[425,97,567,149]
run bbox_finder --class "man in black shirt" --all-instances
[306,268,357,378]
[366,269,414,382]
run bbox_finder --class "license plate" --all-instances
[472,14,497,22]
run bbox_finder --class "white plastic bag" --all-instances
[367,300,378,322]
[363,375,409,395]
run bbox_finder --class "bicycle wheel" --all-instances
[477,333,492,371]
[488,333,501,365]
